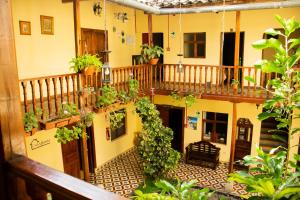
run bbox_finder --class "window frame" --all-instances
[202,111,228,144]
[183,32,206,58]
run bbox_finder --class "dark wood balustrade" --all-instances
[20,63,292,119]
[5,155,124,200]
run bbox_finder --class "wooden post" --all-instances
[73,0,89,182]
[0,0,26,198]
[73,0,81,56]
[229,103,237,173]
[234,11,240,95]
[148,14,153,46]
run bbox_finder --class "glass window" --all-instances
[184,32,206,58]
[202,112,228,144]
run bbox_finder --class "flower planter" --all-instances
[25,128,38,137]
[39,115,81,130]
[149,58,159,65]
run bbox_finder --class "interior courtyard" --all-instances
[1,0,300,199]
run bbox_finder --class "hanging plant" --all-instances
[54,125,83,144]
[58,103,80,119]
[69,54,102,73]
[81,111,95,127]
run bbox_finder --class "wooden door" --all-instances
[61,140,81,179]
[81,28,107,61]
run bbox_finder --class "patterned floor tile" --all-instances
[91,148,247,198]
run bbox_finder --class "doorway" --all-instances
[156,105,184,153]
[221,32,245,83]
[142,32,164,64]
[61,140,81,179]
[86,126,97,173]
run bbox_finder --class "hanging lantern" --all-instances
[102,62,111,83]
[177,53,183,73]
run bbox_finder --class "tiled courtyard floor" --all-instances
[90,148,247,198]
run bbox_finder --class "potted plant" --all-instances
[39,103,80,130]
[140,44,164,65]
[70,54,102,76]
[231,79,239,90]
[23,108,42,136]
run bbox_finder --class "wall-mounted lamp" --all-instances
[102,61,112,83]
[93,2,102,16]
[114,12,128,23]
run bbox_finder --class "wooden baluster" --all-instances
[37,79,44,119]
[138,66,142,90]
[210,66,213,94]
[59,77,64,105]
[216,67,219,95]
[194,66,197,93]
[65,75,71,104]
[227,68,231,95]
[221,68,224,95]
[167,65,171,90]
[159,65,162,89]
[116,69,119,92]
[254,68,257,98]
[199,66,202,93]
[188,65,191,92]
[260,71,265,98]
[45,78,52,116]
[267,73,271,97]
[179,65,182,91]
[183,65,186,91]
[71,75,77,105]
[204,66,207,94]
[241,67,244,96]
[154,65,157,89]
[30,80,37,114]
[172,65,176,90]
[247,68,251,97]
[52,77,59,115]
[21,81,29,113]
[123,68,126,91]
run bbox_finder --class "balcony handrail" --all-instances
[6,155,125,200]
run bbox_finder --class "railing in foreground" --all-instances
[5,155,124,200]
[19,64,276,119]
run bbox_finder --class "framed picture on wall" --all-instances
[40,15,54,35]
[19,21,31,35]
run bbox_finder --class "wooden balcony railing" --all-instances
[20,64,280,119]
[5,155,124,200]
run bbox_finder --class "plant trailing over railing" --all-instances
[55,125,84,144]
[132,179,214,200]
[230,15,300,199]
[81,111,95,128]
[170,91,196,108]
[70,54,102,73]
[96,85,118,109]
[58,103,80,119]
[135,97,180,179]
[23,108,42,133]
[228,147,300,200]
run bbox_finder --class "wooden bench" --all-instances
[185,141,220,169]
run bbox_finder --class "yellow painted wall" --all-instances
[154,95,264,162]
[12,0,138,79]
[25,129,64,172]
[136,8,300,66]
[93,103,142,167]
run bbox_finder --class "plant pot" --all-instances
[39,115,81,130]
[25,127,38,137]
[82,66,96,76]
[232,84,238,90]
[149,58,159,65]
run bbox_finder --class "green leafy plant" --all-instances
[23,108,42,132]
[96,85,118,108]
[128,78,139,100]
[132,179,213,200]
[170,91,196,108]
[81,111,95,127]
[228,147,300,200]
[70,54,102,73]
[134,97,180,178]
[54,125,83,144]
[140,44,164,63]
[109,110,126,130]
[231,79,240,86]
[58,103,79,119]
[245,15,300,172]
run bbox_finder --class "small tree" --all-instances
[229,15,300,199]
[135,97,180,179]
